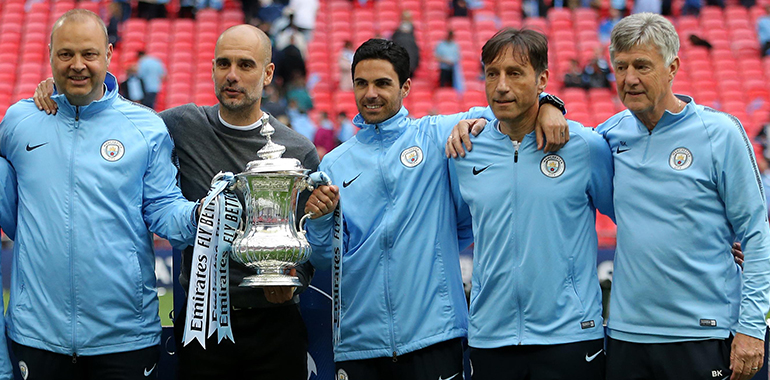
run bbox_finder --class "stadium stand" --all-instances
[2,0,770,244]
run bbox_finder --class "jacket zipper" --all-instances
[513,141,520,163]
[643,123,652,162]
[374,124,399,362]
[511,140,522,344]
[70,106,79,355]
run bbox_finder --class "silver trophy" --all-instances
[230,118,314,287]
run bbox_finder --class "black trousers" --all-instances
[469,338,605,380]
[439,68,454,88]
[336,338,464,380]
[173,303,308,380]
[11,342,160,380]
[606,337,732,380]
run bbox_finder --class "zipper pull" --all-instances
[512,141,520,163]
[75,106,80,122]
[392,351,398,362]
[72,353,78,364]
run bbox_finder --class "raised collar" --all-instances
[487,119,537,142]
[632,94,694,134]
[353,107,410,143]
[52,72,119,120]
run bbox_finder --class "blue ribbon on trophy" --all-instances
[183,172,241,348]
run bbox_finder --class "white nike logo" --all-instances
[585,349,603,362]
[439,372,459,380]
[144,363,157,376]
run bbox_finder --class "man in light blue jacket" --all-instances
[303,38,569,380]
[598,14,770,380]
[450,28,614,380]
[0,9,197,379]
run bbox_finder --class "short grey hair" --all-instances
[609,13,680,66]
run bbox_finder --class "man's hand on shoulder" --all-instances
[445,119,487,158]
[33,78,57,115]
[536,103,569,152]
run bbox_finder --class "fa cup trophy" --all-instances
[230,120,315,287]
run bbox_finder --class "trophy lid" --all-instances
[238,113,309,175]
[257,113,286,160]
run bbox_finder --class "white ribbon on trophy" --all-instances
[183,172,240,348]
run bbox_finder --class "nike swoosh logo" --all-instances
[616,147,630,154]
[26,142,48,151]
[144,363,156,376]
[472,164,492,175]
[343,173,361,188]
[585,349,603,362]
[439,372,459,380]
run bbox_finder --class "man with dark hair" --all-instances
[4,9,198,379]
[450,27,613,380]
[303,38,569,380]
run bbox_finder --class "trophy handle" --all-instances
[298,212,312,235]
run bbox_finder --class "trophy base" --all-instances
[239,274,303,287]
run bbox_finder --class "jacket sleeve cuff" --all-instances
[735,322,767,341]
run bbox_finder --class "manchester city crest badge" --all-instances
[100,139,125,162]
[540,154,565,178]
[669,147,693,170]
[400,146,423,168]
[19,361,28,380]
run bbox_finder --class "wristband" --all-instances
[539,93,566,115]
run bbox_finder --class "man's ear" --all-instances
[401,78,411,98]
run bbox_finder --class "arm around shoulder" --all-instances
[581,125,615,221]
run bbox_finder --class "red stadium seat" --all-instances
[596,212,616,248]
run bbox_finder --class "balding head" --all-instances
[216,24,272,66]
[50,9,109,49]
[48,8,113,106]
